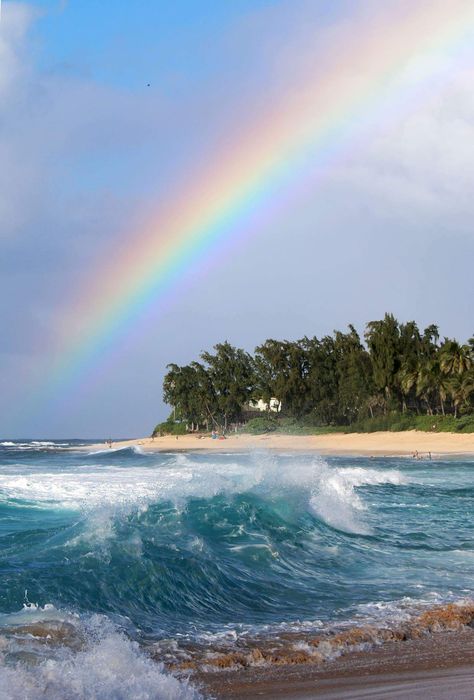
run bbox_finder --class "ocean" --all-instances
[0,441,472,698]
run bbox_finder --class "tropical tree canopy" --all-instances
[160,315,474,431]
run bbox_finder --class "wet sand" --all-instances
[199,628,474,699]
[89,430,474,457]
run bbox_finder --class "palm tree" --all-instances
[399,366,418,412]
[415,362,436,415]
[438,341,472,417]
[439,340,472,376]
[450,371,474,418]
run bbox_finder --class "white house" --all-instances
[248,397,282,413]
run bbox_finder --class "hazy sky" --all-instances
[1,0,473,438]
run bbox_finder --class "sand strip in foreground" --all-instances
[88,430,474,457]
[199,628,474,699]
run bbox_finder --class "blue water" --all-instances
[0,440,472,698]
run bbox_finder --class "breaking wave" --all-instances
[0,609,200,700]
[0,451,407,531]
[0,444,472,696]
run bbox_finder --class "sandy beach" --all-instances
[199,628,474,699]
[91,430,474,457]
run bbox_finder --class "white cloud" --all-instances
[334,66,474,234]
[0,2,34,94]
[0,3,39,233]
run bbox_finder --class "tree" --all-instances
[302,335,339,424]
[254,339,311,419]
[163,363,207,428]
[438,340,472,417]
[365,313,401,410]
[200,342,256,430]
[160,315,474,429]
[333,326,373,423]
[439,339,472,377]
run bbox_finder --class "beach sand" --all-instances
[90,430,474,457]
[162,603,474,699]
[198,628,474,699]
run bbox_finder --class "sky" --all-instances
[0,0,473,438]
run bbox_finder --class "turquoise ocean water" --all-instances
[0,441,472,697]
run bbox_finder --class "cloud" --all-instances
[0,2,34,92]
[1,0,474,436]
[0,3,40,233]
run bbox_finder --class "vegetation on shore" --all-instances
[154,314,474,435]
[243,414,474,435]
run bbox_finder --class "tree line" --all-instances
[160,314,474,432]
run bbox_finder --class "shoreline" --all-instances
[84,430,474,457]
[198,628,474,698]
[187,602,474,698]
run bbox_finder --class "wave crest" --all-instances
[309,464,408,534]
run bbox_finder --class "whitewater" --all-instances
[0,441,473,698]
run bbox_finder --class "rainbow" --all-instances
[36,2,474,408]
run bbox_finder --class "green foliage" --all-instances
[266,417,341,435]
[162,341,256,432]
[158,316,474,433]
[254,339,309,418]
[346,413,474,434]
[365,313,401,401]
[152,420,187,436]
[201,342,256,429]
[244,416,278,434]
[243,414,474,434]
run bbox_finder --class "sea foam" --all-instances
[0,452,407,535]
[309,463,408,534]
[0,614,201,700]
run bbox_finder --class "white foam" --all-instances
[0,441,70,451]
[87,445,146,456]
[309,463,408,535]
[0,602,67,627]
[0,619,201,700]
[0,455,260,511]
[0,453,408,539]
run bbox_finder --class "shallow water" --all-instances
[0,441,472,697]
